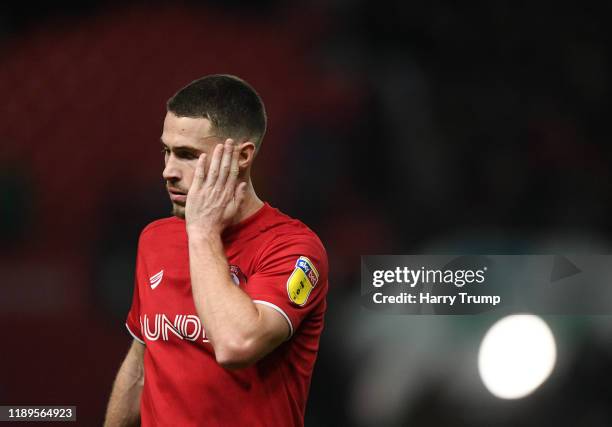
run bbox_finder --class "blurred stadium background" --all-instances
[2,1,612,425]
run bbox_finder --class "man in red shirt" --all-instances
[104,75,328,427]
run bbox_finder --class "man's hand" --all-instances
[185,140,290,369]
[185,140,248,236]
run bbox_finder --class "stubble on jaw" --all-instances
[172,203,186,219]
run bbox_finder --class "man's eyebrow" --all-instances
[159,138,202,152]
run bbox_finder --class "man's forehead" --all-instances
[161,112,218,145]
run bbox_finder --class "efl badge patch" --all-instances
[287,256,319,306]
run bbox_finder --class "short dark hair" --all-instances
[167,74,267,150]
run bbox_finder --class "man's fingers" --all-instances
[205,143,224,189]
[216,139,234,189]
[225,144,240,194]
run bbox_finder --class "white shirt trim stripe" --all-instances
[253,300,294,339]
[125,322,146,345]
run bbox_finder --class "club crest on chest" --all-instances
[229,264,247,286]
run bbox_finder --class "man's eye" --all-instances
[160,148,197,160]
[178,152,198,160]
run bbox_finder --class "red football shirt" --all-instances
[125,203,328,427]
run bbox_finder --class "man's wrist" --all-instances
[186,224,222,242]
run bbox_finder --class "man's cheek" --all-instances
[186,166,197,188]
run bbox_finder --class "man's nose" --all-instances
[162,156,181,181]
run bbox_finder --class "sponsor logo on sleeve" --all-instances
[287,256,319,306]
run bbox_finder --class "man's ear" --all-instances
[238,141,257,169]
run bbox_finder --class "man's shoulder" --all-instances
[139,216,184,241]
[260,206,327,262]
[263,206,324,245]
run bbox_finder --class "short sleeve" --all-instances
[125,242,145,345]
[243,233,328,337]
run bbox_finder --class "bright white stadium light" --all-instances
[478,314,556,399]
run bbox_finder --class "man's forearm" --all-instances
[188,231,264,365]
[104,342,144,427]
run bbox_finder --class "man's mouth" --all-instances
[167,187,187,204]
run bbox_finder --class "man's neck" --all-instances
[232,181,264,226]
